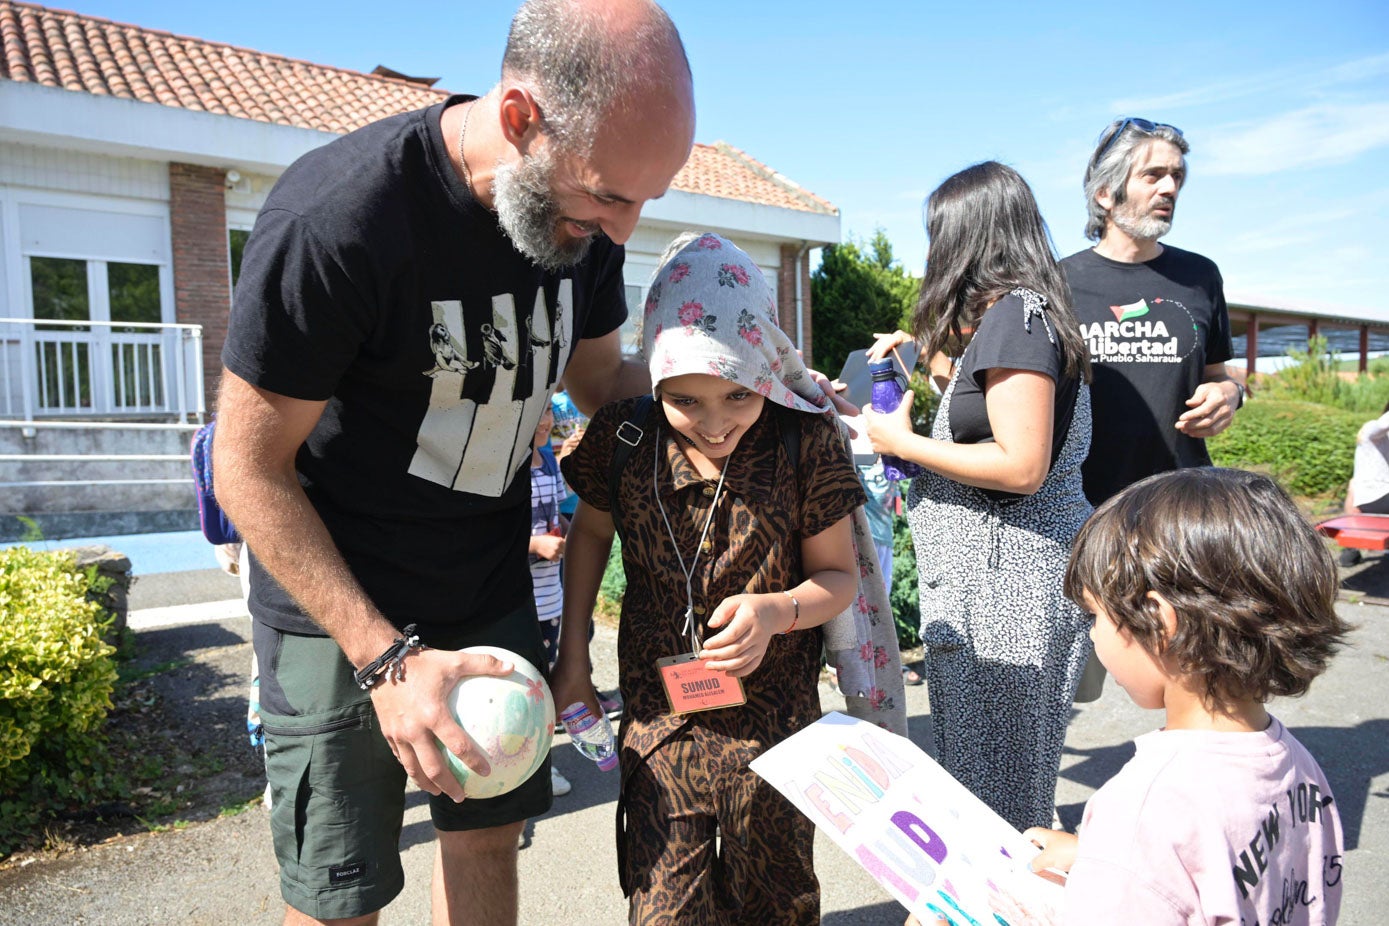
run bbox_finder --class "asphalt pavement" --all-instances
[2,557,1388,924]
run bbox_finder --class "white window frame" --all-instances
[226,206,258,301]
[2,188,175,415]
[3,188,174,324]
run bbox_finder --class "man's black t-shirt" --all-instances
[1061,246,1232,506]
[223,96,627,634]
[949,290,1081,499]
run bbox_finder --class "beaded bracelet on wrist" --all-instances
[353,624,423,690]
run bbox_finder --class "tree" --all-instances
[810,230,919,375]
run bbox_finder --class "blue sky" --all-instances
[77,0,1388,312]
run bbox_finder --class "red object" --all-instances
[1316,515,1389,551]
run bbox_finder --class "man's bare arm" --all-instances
[214,371,392,664]
[213,370,508,801]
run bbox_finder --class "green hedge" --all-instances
[1208,398,1361,497]
[889,513,922,649]
[0,547,119,854]
[1259,336,1389,415]
[599,536,626,606]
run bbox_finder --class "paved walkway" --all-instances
[1,548,1387,923]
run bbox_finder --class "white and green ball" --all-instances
[439,646,555,798]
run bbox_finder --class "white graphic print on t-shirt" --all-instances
[1078,296,1199,365]
[423,305,479,377]
[408,279,575,496]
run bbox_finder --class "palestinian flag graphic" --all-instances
[1110,298,1150,323]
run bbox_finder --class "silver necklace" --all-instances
[653,426,728,653]
[458,100,475,196]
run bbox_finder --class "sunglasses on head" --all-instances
[1091,117,1183,167]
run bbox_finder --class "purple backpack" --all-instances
[190,419,241,545]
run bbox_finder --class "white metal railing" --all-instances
[0,317,205,422]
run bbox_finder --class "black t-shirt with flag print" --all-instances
[1061,245,1232,506]
[223,96,627,635]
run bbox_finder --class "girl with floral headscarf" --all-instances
[552,233,901,924]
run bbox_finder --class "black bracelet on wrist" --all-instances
[353,624,422,690]
[1233,381,1247,409]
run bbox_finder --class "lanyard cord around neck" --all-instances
[653,425,729,654]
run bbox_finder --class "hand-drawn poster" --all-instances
[750,712,1064,925]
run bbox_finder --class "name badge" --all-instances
[655,654,747,715]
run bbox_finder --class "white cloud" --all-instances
[1222,206,1359,255]
[1111,51,1389,114]
[1202,102,1389,176]
[1323,52,1389,85]
[1113,73,1300,114]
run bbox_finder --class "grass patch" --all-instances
[146,819,192,834]
[594,594,621,629]
[218,797,260,818]
[118,657,191,685]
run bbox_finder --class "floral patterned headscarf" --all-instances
[641,233,832,415]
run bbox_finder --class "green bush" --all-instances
[906,370,940,435]
[1261,336,1345,408]
[0,547,119,853]
[1334,375,1389,417]
[1208,398,1361,497]
[1261,335,1389,415]
[889,511,921,649]
[598,535,626,608]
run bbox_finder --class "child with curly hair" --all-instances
[1028,467,1349,924]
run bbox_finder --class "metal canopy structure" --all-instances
[1228,296,1389,376]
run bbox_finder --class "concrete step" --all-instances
[0,420,199,454]
[0,421,202,537]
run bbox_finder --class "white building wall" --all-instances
[224,172,276,227]
[0,141,168,202]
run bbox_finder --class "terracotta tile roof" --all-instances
[0,0,446,133]
[674,142,837,216]
[0,0,837,215]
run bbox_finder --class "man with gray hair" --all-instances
[215,1,694,923]
[1061,118,1243,509]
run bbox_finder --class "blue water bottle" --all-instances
[869,358,922,480]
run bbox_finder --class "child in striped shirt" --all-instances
[529,405,567,668]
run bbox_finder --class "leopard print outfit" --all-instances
[906,288,1095,832]
[564,396,865,925]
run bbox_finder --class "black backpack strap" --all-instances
[608,394,654,536]
[776,405,800,493]
[770,405,804,585]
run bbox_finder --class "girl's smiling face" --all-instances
[658,373,766,466]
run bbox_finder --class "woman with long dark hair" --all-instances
[864,161,1094,831]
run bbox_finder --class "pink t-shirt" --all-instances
[1066,717,1343,925]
